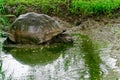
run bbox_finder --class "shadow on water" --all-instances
[2,43,73,66]
[80,35,102,80]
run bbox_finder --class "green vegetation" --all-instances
[71,0,120,15]
[0,0,4,34]
[0,1,6,79]
[0,0,9,37]
[4,0,120,16]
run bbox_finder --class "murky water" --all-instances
[0,31,120,80]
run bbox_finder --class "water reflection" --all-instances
[0,60,5,80]
[100,47,120,80]
[2,43,70,66]
[0,33,120,80]
[80,35,102,80]
[1,48,83,80]
[1,36,87,80]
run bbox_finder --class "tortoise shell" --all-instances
[8,12,65,44]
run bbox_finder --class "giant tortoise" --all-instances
[5,12,73,45]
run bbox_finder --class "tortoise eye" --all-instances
[18,19,22,22]
[63,29,66,32]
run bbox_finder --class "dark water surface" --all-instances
[0,34,120,80]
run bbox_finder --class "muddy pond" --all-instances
[0,21,120,80]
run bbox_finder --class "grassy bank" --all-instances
[4,0,120,17]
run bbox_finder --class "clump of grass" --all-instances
[0,0,4,36]
[0,0,9,37]
[70,0,120,16]
[0,0,3,48]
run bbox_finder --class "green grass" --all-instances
[4,0,120,16]
[0,0,4,31]
[4,0,68,16]
[70,0,120,15]
[0,0,9,37]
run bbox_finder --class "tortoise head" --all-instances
[51,33,73,43]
